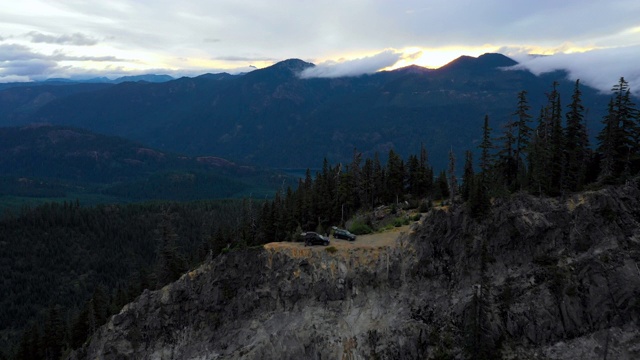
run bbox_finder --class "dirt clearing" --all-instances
[264,224,414,252]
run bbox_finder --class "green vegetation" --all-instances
[325,246,338,254]
[0,125,283,211]
[348,221,374,235]
[1,198,263,359]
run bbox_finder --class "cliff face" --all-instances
[70,183,640,359]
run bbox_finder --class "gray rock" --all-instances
[68,183,640,359]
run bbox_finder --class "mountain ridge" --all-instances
[1,53,612,170]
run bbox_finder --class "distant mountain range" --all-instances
[0,53,614,170]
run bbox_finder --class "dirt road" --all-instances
[264,224,413,251]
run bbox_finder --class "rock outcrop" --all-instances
[69,183,640,359]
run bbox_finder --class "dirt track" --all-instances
[264,224,413,251]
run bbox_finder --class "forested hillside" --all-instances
[0,125,283,210]
[1,199,262,359]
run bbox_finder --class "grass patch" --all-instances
[325,246,338,254]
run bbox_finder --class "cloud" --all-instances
[0,44,57,79]
[27,31,98,46]
[505,45,640,94]
[0,44,131,82]
[300,50,403,78]
[0,74,31,82]
[213,55,278,62]
[49,50,127,62]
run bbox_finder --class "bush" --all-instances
[412,213,422,221]
[325,246,337,254]
[349,221,373,235]
[418,200,431,213]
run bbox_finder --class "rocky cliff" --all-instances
[69,183,640,359]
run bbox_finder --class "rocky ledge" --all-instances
[70,183,640,359]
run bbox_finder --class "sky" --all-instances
[1,0,639,92]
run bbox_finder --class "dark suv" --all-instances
[333,228,356,241]
[302,232,330,246]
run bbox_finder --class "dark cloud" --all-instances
[300,50,402,78]
[27,31,97,46]
[0,44,131,82]
[0,44,57,81]
[0,44,46,62]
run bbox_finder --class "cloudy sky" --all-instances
[1,0,639,92]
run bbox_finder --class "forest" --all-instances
[3,77,639,359]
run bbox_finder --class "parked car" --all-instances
[301,232,330,246]
[333,228,356,241]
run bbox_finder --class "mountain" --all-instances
[0,124,284,205]
[3,53,612,170]
[69,182,640,359]
[109,74,174,83]
[0,83,114,125]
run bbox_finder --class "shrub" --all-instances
[349,221,373,235]
[325,246,337,254]
[418,200,431,213]
[412,213,422,221]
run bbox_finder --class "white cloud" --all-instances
[300,50,403,78]
[507,45,640,94]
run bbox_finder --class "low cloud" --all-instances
[503,45,640,94]
[0,74,31,82]
[213,55,278,62]
[27,31,97,46]
[300,50,403,78]
[50,50,125,62]
[0,44,130,82]
[0,58,57,77]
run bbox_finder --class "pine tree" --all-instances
[372,153,385,206]
[479,114,494,182]
[530,82,564,195]
[461,150,474,201]
[513,90,533,189]
[597,77,639,182]
[495,118,516,191]
[549,82,565,195]
[385,149,404,204]
[564,80,590,191]
[448,148,457,203]
[612,77,639,176]
[349,148,364,210]
[155,211,185,286]
[435,170,449,201]
[415,143,434,199]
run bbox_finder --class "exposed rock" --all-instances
[69,183,640,359]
